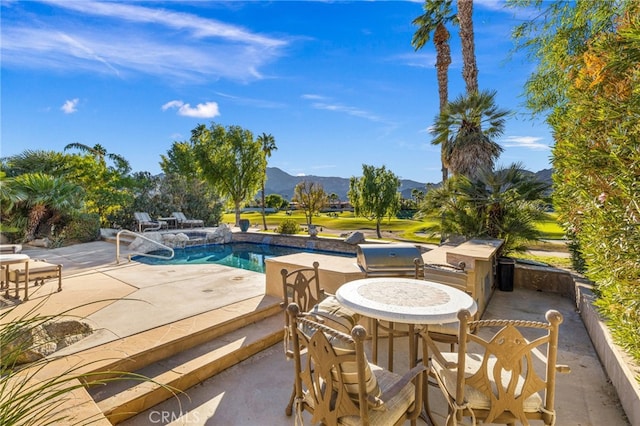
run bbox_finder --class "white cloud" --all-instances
[502,136,550,151]
[162,100,220,118]
[310,101,385,123]
[61,98,79,114]
[301,94,326,101]
[44,0,286,48]
[2,1,289,83]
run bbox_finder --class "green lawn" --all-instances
[222,210,566,244]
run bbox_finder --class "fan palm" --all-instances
[421,163,549,253]
[10,173,84,241]
[431,90,509,179]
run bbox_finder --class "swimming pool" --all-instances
[133,242,354,273]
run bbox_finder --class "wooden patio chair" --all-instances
[287,302,426,426]
[281,261,361,416]
[415,259,470,351]
[430,309,571,426]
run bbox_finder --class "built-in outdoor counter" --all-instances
[421,238,503,319]
[265,252,363,299]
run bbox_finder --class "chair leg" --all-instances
[285,386,295,416]
[372,318,379,365]
[57,265,62,292]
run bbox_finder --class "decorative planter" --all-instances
[308,224,318,238]
[239,219,250,232]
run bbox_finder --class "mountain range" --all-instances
[264,167,553,200]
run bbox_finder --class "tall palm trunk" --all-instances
[25,204,47,241]
[261,181,267,230]
[458,0,478,94]
[434,21,451,184]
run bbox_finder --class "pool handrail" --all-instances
[116,229,175,264]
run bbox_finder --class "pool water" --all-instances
[133,242,354,273]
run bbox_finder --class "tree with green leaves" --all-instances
[420,163,549,253]
[430,90,508,179]
[509,0,625,115]
[7,173,84,242]
[412,0,456,184]
[265,193,288,210]
[328,192,340,209]
[55,145,133,226]
[64,142,131,175]
[292,181,327,226]
[348,165,401,239]
[257,133,277,230]
[189,123,265,227]
[514,0,640,362]
[0,150,72,178]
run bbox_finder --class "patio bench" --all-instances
[4,260,62,301]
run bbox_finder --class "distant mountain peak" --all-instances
[264,167,553,200]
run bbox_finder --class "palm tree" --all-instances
[64,143,131,174]
[457,0,478,94]
[412,0,456,184]
[257,133,277,230]
[431,90,509,179]
[421,163,549,253]
[1,150,70,177]
[10,173,84,241]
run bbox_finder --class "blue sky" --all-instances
[1,0,551,184]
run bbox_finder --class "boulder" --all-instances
[2,320,93,365]
[344,231,366,245]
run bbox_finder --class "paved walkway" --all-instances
[5,241,630,425]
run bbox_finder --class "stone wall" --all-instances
[231,231,360,254]
[512,263,639,425]
[513,263,576,300]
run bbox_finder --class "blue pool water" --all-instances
[133,242,354,273]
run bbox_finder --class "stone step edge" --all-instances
[96,314,284,424]
[37,295,283,382]
[34,296,283,426]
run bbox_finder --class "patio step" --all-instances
[83,296,284,424]
[102,233,136,246]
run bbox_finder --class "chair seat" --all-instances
[428,322,458,337]
[432,352,543,412]
[302,364,417,426]
[308,295,361,334]
[4,260,63,300]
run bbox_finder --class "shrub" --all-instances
[62,213,101,243]
[276,219,300,234]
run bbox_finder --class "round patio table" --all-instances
[336,277,477,325]
[336,277,477,424]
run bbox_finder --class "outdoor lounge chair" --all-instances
[4,259,62,301]
[286,302,426,425]
[134,212,168,232]
[430,309,571,426]
[172,212,204,228]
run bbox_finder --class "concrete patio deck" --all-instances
[3,240,631,425]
